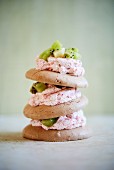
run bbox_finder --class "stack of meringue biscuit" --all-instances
[23,40,91,142]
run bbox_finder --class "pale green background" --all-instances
[0,0,114,116]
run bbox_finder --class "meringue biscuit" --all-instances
[25,68,88,88]
[23,124,92,142]
[23,96,88,120]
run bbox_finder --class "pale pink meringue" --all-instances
[36,57,85,76]
[29,86,81,106]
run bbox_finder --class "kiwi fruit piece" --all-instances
[51,40,62,51]
[30,82,47,93]
[41,118,58,127]
[53,48,65,58]
[39,48,52,61]
[65,48,81,59]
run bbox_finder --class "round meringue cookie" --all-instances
[25,69,88,88]
[23,125,92,142]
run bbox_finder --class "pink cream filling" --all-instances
[31,110,86,130]
[29,86,81,106]
[36,57,85,76]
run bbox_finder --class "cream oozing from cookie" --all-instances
[31,110,86,130]
[36,57,85,76]
[29,86,81,106]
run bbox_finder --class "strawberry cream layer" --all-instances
[36,57,85,76]
[29,85,81,106]
[31,110,86,130]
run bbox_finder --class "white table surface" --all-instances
[0,115,114,170]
